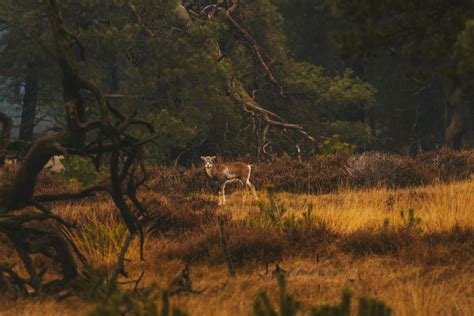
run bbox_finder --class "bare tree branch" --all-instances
[126,2,155,38]
[0,112,12,166]
[224,1,281,92]
[0,0,156,291]
[232,85,316,143]
[177,2,316,156]
[34,186,111,203]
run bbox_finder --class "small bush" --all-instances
[61,156,104,186]
[345,152,434,188]
[318,134,357,156]
[416,149,474,181]
[251,184,294,233]
[247,186,335,247]
[400,208,422,233]
[70,213,133,265]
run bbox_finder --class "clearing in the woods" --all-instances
[1,177,473,315]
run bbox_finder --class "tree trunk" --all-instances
[1,0,155,291]
[19,66,39,142]
[445,88,465,149]
[109,64,119,92]
[410,76,444,155]
[0,113,12,166]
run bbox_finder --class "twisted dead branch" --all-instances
[0,0,155,295]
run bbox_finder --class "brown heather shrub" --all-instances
[145,193,219,235]
[416,149,474,181]
[144,150,474,195]
[146,167,214,194]
[339,226,474,265]
[2,150,473,196]
[35,171,76,193]
[0,164,18,186]
[145,155,349,195]
[284,221,338,252]
[345,152,435,188]
[339,228,415,256]
[158,220,474,267]
[0,164,78,195]
[160,222,286,265]
[251,156,348,194]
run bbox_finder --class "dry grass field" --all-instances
[1,170,473,315]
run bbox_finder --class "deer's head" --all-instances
[201,156,216,169]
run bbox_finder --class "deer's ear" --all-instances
[200,156,206,160]
[211,156,217,160]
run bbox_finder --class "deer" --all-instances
[201,156,257,205]
[44,155,65,173]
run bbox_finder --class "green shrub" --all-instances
[71,213,134,264]
[400,208,422,233]
[317,134,356,156]
[253,184,294,233]
[248,186,328,238]
[61,156,103,186]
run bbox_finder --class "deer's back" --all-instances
[215,162,249,180]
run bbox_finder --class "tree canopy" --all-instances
[0,0,377,164]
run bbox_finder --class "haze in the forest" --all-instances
[0,1,473,316]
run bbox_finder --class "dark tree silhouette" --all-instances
[0,0,155,294]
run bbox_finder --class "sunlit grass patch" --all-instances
[67,212,140,266]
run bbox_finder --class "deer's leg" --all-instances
[222,181,230,205]
[221,179,240,205]
[246,165,258,200]
[247,181,258,200]
[218,182,226,206]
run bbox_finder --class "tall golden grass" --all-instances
[0,169,473,315]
